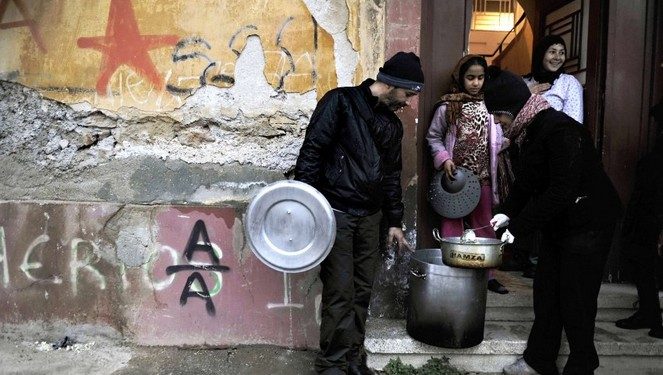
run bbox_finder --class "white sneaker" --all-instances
[503,357,540,374]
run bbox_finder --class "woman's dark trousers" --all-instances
[523,226,614,375]
[315,211,382,374]
[621,241,663,324]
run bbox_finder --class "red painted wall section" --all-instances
[366,0,422,319]
[386,0,421,55]
[129,207,320,347]
[0,202,125,324]
[0,202,321,348]
[385,0,421,191]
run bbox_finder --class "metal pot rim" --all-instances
[439,236,504,246]
[432,228,505,246]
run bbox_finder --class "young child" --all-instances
[426,55,508,294]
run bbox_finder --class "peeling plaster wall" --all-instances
[0,0,416,347]
[0,0,384,110]
[0,0,386,204]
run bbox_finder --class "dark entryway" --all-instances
[417,0,663,280]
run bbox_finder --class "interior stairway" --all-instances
[365,271,663,374]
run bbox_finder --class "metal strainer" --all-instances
[428,167,481,219]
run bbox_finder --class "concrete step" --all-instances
[366,272,663,374]
[365,318,663,374]
[485,272,657,322]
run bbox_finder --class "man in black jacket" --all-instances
[485,67,622,375]
[294,52,423,375]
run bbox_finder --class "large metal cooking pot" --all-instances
[432,229,504,269]
[407,248,488,348]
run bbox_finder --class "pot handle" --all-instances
[432,228,443,243]
[410,268,427,279]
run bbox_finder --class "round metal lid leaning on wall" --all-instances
[245,180,336,273]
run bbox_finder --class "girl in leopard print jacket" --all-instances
[426,55,508,293]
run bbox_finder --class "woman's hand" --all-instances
[443,159,456,180]
[490,214,510,230]
[499,138,511,152]
[529,82,551,94]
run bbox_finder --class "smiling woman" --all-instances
[515,34,586,283]
[542,43,566,72]
[523,34,584,124]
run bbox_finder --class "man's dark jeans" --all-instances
[315,210,382,374]
[523,226,614,375]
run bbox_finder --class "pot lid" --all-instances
[245,180,336,273]
[428,167,481,219]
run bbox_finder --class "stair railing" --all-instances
[481,12,528,59]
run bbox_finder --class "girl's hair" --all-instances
[435,54,488,127]
[524,34,566,84]
[451,56,488,94]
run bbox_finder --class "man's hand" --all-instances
[387,227,413,254]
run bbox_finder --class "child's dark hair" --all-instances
[453,56,488,94]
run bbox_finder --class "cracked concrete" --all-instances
[101,208,157,268]
[0,34,317,204]
[0,1,387,208]
[0,322,320,374]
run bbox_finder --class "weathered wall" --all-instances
[0,202,322,347]
[4,0,656,352]
[0,0,366,110]
[0,0,386,186]
[369,0,421,319]
[0,0,397,348]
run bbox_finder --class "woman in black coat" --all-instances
[484,67,622,375]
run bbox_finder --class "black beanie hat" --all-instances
[377,52,424,92]
[484,66,531,118]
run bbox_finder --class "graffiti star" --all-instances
[0,0,47,52]
[77,0,178,95]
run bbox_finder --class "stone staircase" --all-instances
[365,271,663,374]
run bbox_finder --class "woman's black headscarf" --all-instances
[524,34,567,84]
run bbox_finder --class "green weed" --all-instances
[383,357,465,375]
